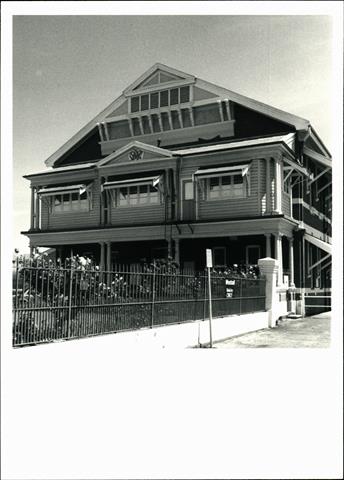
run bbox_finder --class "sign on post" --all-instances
[206,249,213,347]
[206,248,213,268]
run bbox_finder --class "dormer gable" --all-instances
[98,141,175,167]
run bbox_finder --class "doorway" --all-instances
[182,179,195,221]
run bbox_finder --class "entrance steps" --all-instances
[276,312,303,325]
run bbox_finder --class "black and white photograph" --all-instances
[1,2,343,479]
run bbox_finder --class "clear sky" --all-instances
[13,14,334,252]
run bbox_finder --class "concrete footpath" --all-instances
[215,311,331,348]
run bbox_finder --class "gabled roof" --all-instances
[44,62,326,168]
[98,140,175,167]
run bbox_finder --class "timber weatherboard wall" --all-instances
[109,202,166,226]
[40,180,101,231]
[282,192,291,217]
[197,158,260,220]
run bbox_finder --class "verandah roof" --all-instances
[193,163,250,180]
[37,184,88,196]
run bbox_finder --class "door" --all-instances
[182,180,195,221]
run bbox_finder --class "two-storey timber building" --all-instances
[23,63,332,289]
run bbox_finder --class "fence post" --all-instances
[67,264,73,338]
[258,257,279,327]
[151,262,156,328]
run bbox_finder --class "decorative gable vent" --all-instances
[136,70,184,90]
[128,148,144,162]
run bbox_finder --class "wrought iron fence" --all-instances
[12,257,266,347]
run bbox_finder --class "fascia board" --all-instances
[309,128,332,158]
[24,162,97,179]
[303,147,332,169]
[195,78,310,131]
[44,94,127,167]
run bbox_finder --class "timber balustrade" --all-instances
[12,256,266,348]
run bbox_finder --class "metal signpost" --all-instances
[206,249,213,348]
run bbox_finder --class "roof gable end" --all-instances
[43,63,330,169]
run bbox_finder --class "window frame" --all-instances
[50,189,92,214]
[130,86,190,113]
[113,184,161,208]
[205,173,249,201]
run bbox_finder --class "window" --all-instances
[213,247,226,266]
[170,88,179,105]
[131,96,140,113]
[180,86,190,103]
[184,181,194,200]
[207,174,246,199]
[114,184,160,207]
[141,94,149,111]
[160,90,169,107]
[51,190,91,213]
[130,86,190,113]
[150,92,159,109]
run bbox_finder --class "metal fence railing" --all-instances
[12,257,266,348]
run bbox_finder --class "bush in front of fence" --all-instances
[12,251,264,346]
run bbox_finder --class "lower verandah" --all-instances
[49,234,292,278]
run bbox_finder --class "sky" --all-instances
[12,14,334,252]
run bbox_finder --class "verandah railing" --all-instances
[12,257,266,347]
